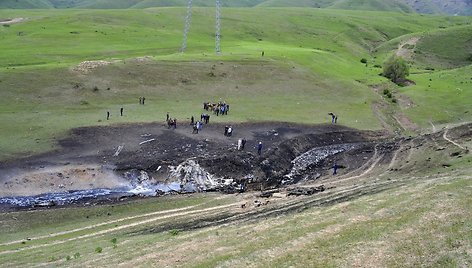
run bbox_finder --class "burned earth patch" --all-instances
[0,122,388,206]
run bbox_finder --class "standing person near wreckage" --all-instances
[257,141,263,155]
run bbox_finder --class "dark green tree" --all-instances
[382,56,410,84]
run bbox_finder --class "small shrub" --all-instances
[73,253,81,259]
[391,98,397,103]
[383,89,390,95]
[386,92,392,98]
[169,229,180,236]
[80,100,89,105]
[373,64,382,68]
[66,255,72,261]
[95,247,102,253]
[111,238,117,244]
[3,24,10,27]
[92,86,99,92]
[48,256,57,262]
[360,58,368,64]
[382,56,410,84]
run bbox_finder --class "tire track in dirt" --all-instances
[0,202,239,255]
[328,145,383,185]
[443,128,466,150]
[0,204,202,247]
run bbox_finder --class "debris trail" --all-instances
[139,139,156,145]
[113,145,124,156]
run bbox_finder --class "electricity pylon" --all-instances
[180,0,222,54]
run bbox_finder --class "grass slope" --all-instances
[0,8,470,159]
[413,26,472,69]
[0,0,52,9]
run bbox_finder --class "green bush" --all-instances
[383,89,390,95]
[360,58,368,64]
[382,56,410,84]
[73,253,81,259]
[95,247,103,253]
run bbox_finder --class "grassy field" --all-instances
[0,8,471,159]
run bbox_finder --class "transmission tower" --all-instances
[180,0,222,54]
[215,0,222,53]
[180,0,193,53]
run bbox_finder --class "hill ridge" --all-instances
[0,0,471,16]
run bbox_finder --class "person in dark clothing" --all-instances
[224,126,229,136]
[261,51,264,57]
[241,139,246,150]
[216,109,219,116]
[191,116,194,125]
[205,114,210,124]
[173,118,177,129]
[120,107,123,116]
[142,97,145,105]
[257,142,263,155]
[192,123,198,134]
[332,162,339,175]
[166,112,169,122]
[139,97,142,105]
[107,111,110,120]
[334,115,338,124]
[328,112,336,124]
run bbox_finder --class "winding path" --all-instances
[443,128,466,150]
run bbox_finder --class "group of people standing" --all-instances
[203,101,230,116]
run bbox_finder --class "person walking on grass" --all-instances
[107,111,110,120]
[120,107,123,116]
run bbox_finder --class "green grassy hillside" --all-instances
[328,0,413,13]
[0,0,53,9]
[0,8,471,159]
[413,26,472,69]
[1,0,471,15]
